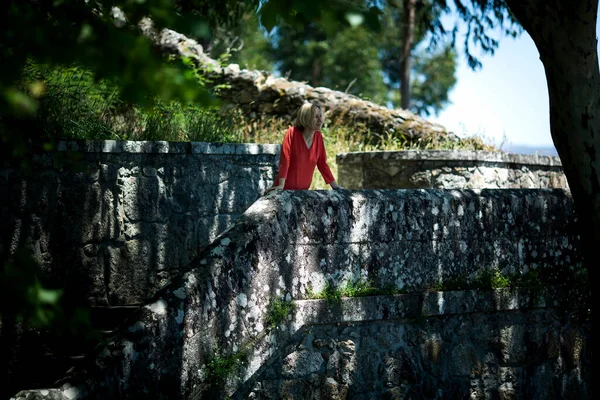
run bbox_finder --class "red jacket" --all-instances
[274,126,335,190]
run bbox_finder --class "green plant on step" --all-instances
[205,349,247,384]
[265,297,296,328]
[306,278,397,303]
[471,268,511,290]
[340,279,378,297]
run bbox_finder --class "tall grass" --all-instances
[15,62,243,143]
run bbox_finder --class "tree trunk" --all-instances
[400,0,416,110]
[505,0,599,281]
[311,59,321,87]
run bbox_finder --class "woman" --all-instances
[266,102,343,193]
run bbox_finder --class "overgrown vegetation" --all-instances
[205,349,247,384]
[431,267,588,293]
[11,62,241,143]
[304,266,588,302]
[306,279,398,303]
[265,298,296,327]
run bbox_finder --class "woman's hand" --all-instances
[264,184,284,195]
[330,181,344,190]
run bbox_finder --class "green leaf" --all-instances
[3,88,39,116]
[38,287,63,304]
[345,13,364,28]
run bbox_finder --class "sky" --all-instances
[429,9,600,152]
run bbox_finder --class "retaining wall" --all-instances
[0,140,280,306]
[10,189,589,399]
[336,150,569,190]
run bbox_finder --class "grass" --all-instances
[265,298,296,327]
[306,279,398,304]
[305,266,588,301]
[12,62,243,143]
[205,349,246,384]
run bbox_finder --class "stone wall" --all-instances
[10,189,589,399]
[249,292,589,400]
[0,140,280,306]
[337,150,569,190]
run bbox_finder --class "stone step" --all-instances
[6,306,141,397]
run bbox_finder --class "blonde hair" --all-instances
[294,103,322,131]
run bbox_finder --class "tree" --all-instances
[503,0,598,287]
[266,0,458,112]
[209,11,275,72]
[379,0,458,115]
[400,0,417,110]
[410,46,458,117]
[271,21,388,103]
[388,0,598,284]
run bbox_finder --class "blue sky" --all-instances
[430,9,600,150]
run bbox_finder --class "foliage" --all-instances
[306,279,397,303]
[271,21,388,104]
[17,62,123,141]
[0,0,215,116]
[422,0,522,70]
[0,249,64,327]
[4,62,242,144]
[432,267,589,293]
[378,0,457,113]
[470,268,511,290]
[258,0,382,35]
[306,282,343,304]
[408,45,458,117]
[205,349,246,383]
[265,298,296,327]
[259,0,460,113]
[340,279,384,297]
[0,249,99,343]
[209,12,275,72]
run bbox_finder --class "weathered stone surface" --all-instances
[1,140,279,306]
[337,150,569,190]
[9,189,589,400]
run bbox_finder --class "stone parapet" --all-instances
[336,150,569,190]
[0,140,280,306]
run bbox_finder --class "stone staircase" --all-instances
[6,189,591,399]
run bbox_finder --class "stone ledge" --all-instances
[336,150,563,167]
[53,140,281,155]
[289,286,555,328]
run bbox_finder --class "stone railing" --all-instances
[336,150,569,190]
[10,189,589,399]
